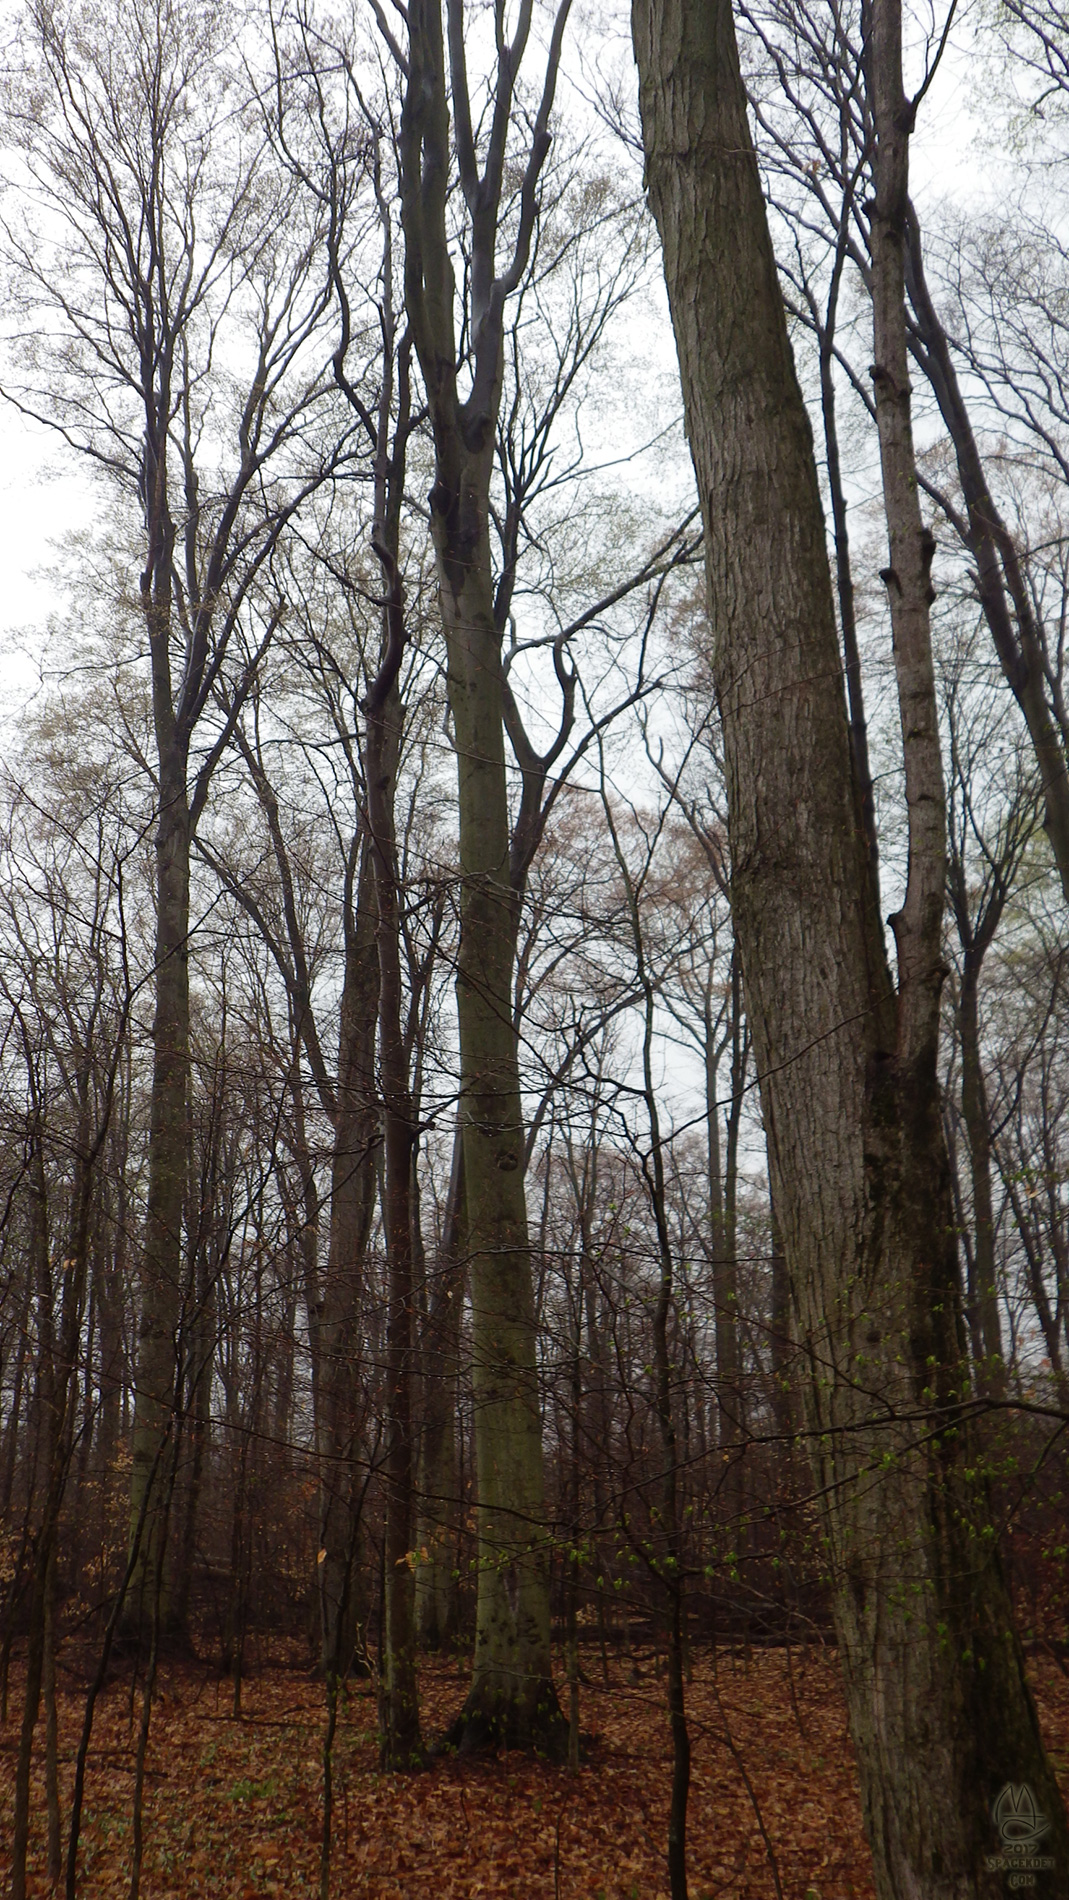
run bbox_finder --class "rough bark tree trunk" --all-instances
[767,1201,793,1442]
[631,1,1069,1893]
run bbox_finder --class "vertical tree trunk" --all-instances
[128,746,191,1636]
[397,0,568,1754]
[958,960,1005,1390]
[903,209,1069,904]
[171,1238,215,1634]
[767,1201,793,1442]
[437,515,559,1749]
[416,1127,465,1652]
[43,1557,61,1884]
[316,842,379,1676]
[631,1,1069,1894]
[367,650,423,1766]
[705,988,737,1451]
[603,784,692,1898]
[1,1265,32,1520]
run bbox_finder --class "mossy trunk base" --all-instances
[443,1674,566,1759]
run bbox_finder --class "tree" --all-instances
[941,617,1040,1392]
[391,0,608,1751]
[630,0,1069,1894]
[0,720,137,1899]
[738,0,1069,909]
[2,0,356,1628]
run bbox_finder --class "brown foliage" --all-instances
[3,1646,1068,1899]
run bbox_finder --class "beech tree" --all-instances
[630,0,1069,1895]
[388,0,578,1753]
[388,0,699,1749]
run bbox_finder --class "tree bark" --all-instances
[416,1126,465,1652]
[958,959,1005,1390]
[397,0,567,1754]
[437,495,560,1749]
[767,1200,793,1442]
[631,1,1069,1894]
[367,636,423,1768]
[316,840,379,1677]
[128,736,191,1635]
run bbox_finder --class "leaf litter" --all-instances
[2,1645,1067,1898]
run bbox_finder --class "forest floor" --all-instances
[2,1643,1068,1899]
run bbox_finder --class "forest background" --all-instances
[2,1,1069,1897]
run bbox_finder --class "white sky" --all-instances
[0,421,95,721]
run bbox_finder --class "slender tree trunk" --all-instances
[13,1111,105,1898]
[1001,1177,1069,1408]
[171,1239,214,1634]
[719,952,747,1534]
[367,657,424,1768]
[631,2,1069,1894]
[705,999,737,1454]
[317,841,379,1676]
[958,961,1005,1391]
[903,208,1069,902]
[95,1112,130,1487]
[1,1263,32,1519]
[818,279,880,883]
[43,1556,61,1884]
[603,785,691,1899]
[565,1250,584,1773]
[416,1127,465,1652]
[129,747,191,1636]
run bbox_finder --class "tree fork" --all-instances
[394,0,569,1757]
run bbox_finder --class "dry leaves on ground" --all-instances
[2,1645,1067,1898]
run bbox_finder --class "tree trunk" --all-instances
[396,0,567,1752]
[170,1235,215,1634]
[316,840,379,1676]
[436,488,560,1750]
[367,652,423,1767]
[958,960,1005,1391]
[767,1200,793,1442]
[631,1,1069,1894]
[720,951,748,1533]
[903,208,1069,904]
[416,1127,464,1652]
[128,747,192,1636]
